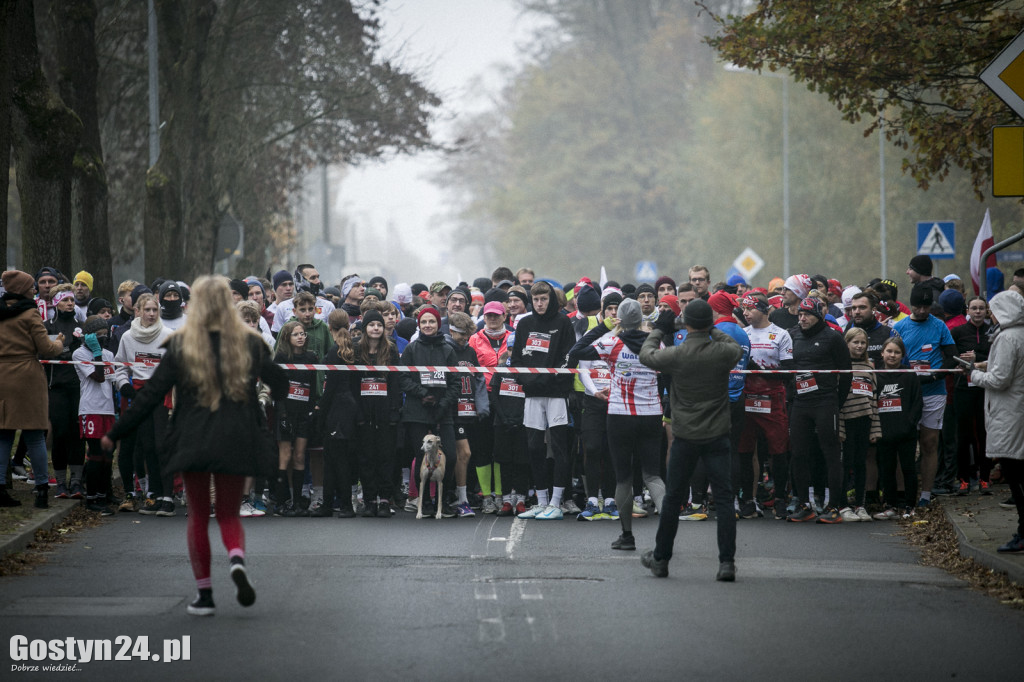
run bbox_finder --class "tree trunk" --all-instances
[9,0,79,275]
[0,0,14,266]
[55,0,113,298]
[144,0,218,283]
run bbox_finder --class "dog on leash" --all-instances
[416,434,447,520]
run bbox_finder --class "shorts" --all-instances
[276,402,313,441]
[737,391,789,455]
[919,393,946,430]
[79,414,116,440]
[523,396,570,431]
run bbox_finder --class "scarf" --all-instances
[130,315,165,345]
[483,326,507,339]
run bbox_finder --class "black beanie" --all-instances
[361,309,384,329]
[908,255,933,277]
[683,299,714,330]
[575,284,601,314]
[395,317,417,341]
[484,287,508,304]
[229,279,249,299]
[602,292,623,314]
[910,282,934,307]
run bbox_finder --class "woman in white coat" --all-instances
[968,289,1024,553]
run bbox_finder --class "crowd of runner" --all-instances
[5,259,1024,544]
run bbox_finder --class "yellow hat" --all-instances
[74,271,94,290]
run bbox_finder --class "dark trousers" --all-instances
[1000,458,1024,537]
[358,422,396,501]
[842,416,871,507]
[954,389,989,483]
[877,435,918,508]
[581,397,614,499]
[728,400,752,501]
[655,436,735,564]
[790,400,842,509]
[323,438,354,510]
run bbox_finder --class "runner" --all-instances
[873,337,923,519]
[838,328,881,522]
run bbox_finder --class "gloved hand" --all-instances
[84,333,102,358]
[655,309,676,337]
[120,384,136,399]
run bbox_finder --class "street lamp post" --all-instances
[725,64,790,275]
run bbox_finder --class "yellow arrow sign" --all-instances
[982,29,1024,119]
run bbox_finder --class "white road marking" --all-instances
[506,517,526,559]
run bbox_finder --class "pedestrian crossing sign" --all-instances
[634,261,658,283]
[916,221,955,259]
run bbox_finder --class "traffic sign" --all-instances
[634,261,657,283]
[981,29,1024,119]
[732,247,764,280]
[917,221,955,259]
[993,126,1024,196]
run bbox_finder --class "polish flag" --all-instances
[970,208,996,295]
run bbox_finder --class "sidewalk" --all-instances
[0,487,80,557]
[938,488,1024,585]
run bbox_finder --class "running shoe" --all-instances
[679,504,707,521]
[11,466,28,481]
[516,503,544,519]
[839,507,860,523]
[577,500,602,521]
[773,499,789,521]
[155,499,176,517]
[1000,497,1017,510]
[997,534,1024,553]
[186,593,215,617]
[138,497,159,515]
[535,505,564,520]
[901,507,916,519]
[855,506,873,522]
[957,480,969,496]
[716,562,736,582]
[514,500,527,516]
[230,561,256,607]
[816,508,842,524]
[456,502,476,518]
[641,550,668,578]
[632,501,648,518]
[86,499,115,516]
[376,500,392,517]
[873,507,897,520]
[481,497,497,514]
[738,499,759,519]
[69,482,85,499]
[979,480,992,495]
[54,483,69,499]
[611,533,636,551]
[916,497,931,508]
[118,495,138,513]
[496,501,514,517]
[440,503,457,519]
[251,497,267,514]
[404,497,419,513]
[240,501,255,517]
[602,500,620,520]
[560,498,582,515]
[787,505,817,523]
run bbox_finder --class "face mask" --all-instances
[161,297,183,318]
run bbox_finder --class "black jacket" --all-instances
[488,370,525,427]
[844,318,897,368]
[352,339,403,426]
[399,332,460,424]
[450,341,489,423]
[951,320,992,390]
[107,333,287,476]
[511,309,575,398]
[319,344,360,440]
[791,319,852,407]
[876,371,923,440]
[43,310,82,389]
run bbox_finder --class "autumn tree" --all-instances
[703,0,1024,196]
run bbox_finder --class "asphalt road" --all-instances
[2,508,1022,679]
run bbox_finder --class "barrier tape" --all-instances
[38,359,966,375]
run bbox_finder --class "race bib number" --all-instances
[135,352,162,366]
[102,364,115,378]
[526,332,551,353]
[499,378,524,398]
[910,360,931,376]
[744,394,771,414]
[878,397,902,413]
[420,370,447,386]
[360,378,387,396]
[287,381,311,402]
[851,380,873,396]
[457,398,477,417]
[795,373,818,394]
[79,414,114,438]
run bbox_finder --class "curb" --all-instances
[0,498,80,558]
[942,497,1024,586]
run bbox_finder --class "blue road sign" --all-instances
[917,221,955,260]
[635,261,657,283]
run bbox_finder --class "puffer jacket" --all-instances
[399,332,459,424]
[969,290,1024,460]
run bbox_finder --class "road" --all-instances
[2,508,1022,679]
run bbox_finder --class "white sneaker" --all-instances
[873,507,897,520]
[516,504,545,519]
[239,501,255,517]
[855,506,872,522]
[481,497,498,514]
[839,507,860,522]
[560,498,582,515]
[535,505,564,520]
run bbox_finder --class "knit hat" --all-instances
[635,283,656,297]
[798,297,824,319]
[827,279,843,298]
[363,287,383,300]
[392,282,413,305]
[617,298,643,330]
[73,271,94,290]
[575,284,601,314]
[768,277,786,292]
[229,279,249,299]
[783,274,812,299]
[938,289,965,317]
[726,274,747,287]
[708,291,738,317]
[416,306,441,325]
[659,294,681,316]
[361,308,385,329]
[82,315,109,336]
[767,295,784,309]
[447,287,470,306]
[130,284,152,307]
[87,298,113,316]
[484,287,508,304]
[908,255,933,277]
[2,270,36,297]
[272,269,293,290]
[368,276,388,292]
[841,286,862,308]
[471,289,484,305]
[482,301,506,316]
[244,277,265,298]
[910,282,934,307]
[682,299,714,330]
[473,277,492,292]
[341,275,362,299]
[654,275,676,293]
[602,291,623,314]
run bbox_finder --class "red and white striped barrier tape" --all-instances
[38,359,965,375]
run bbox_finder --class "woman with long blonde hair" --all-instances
[104,276,287,617]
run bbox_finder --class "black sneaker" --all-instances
[86,499,116,516]
[376,500,391,517]
[816,507,842,524]
[716,562,737,582]
[187,592,215,616]
[773,499,789,521]
[362,501,378,518]
[739,499,759,519]
[640,550,668,578]
[230,561,256,607]
[441,503,457,519]
[611,533,636,551]
[34,485,48,509]
[997,534,1024,553]
[787,505,817,523]
[1000,497,1017,510]
[155,500,176,517]
[336,507,356,519]
[309,504,334,517]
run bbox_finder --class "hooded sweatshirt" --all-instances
[510,302,575,398]
[969,290,1024,460]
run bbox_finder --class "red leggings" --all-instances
[183,472,246,583]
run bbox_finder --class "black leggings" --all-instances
[1000,458,1024,537]
[49,384,83,472]
[323,438,355,510]
[581,396,614,499]
[607,414,665,532]
[877,435,918,508]
[790,401,843,509]
[842,416,872,507]
[954,388,989,483]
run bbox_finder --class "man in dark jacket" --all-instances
[638,299,742,581]
[907,255,945,301]
[843,291,897,368]
[787,298,852,524]
[510,280,576,520]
